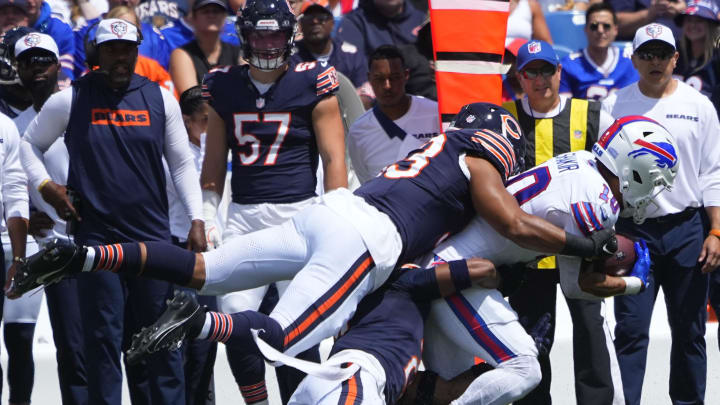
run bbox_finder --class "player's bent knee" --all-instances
[497,355,541,400]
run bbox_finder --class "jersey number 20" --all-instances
[233,113,291,166]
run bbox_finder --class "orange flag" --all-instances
[429,0,510,127]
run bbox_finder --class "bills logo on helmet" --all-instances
[629,139,677,168]
[528,41,541,54]
[111,21,128,38]
[646,24,663,39]
[24,33,40,47]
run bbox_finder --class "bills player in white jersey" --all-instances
[418,116,678,404]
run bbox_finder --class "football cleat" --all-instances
[9,238,85,297]
[126,290,206,365]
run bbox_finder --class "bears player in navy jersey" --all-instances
[199,0,347,401]
[10,103,620,387]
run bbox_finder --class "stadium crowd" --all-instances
[0,0,718,404]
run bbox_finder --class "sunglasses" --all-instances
[589,22,612,32]
[521,65,557,79]
[301,13,332,23]
[18,55,57,66]
[634,49,675,61]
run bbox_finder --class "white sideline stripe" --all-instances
[436,60,510,75]
[430,0,509,12]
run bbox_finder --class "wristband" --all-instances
[37,179,51,192]
[560,231,595,258]
[622,276,643,295]
[709,229,720,239]
[448,259,471,291]
[12,256,25,264]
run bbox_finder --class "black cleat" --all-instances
[126,290,206,365]
[8,238,85,297]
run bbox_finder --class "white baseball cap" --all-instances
[633,23,676,51]
[14,32,59,59]
[95,18,141,45]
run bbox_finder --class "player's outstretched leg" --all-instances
[127,290,285,366]
[9,239,199,297]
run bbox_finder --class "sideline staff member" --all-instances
[603,23,720,405]
[19,18,204,405]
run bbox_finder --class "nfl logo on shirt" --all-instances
[528,41,541,54]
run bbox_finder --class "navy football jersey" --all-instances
[356,128,522,264]
[331,268,435,404]
[674,54,720,99]
[202,62,339,204]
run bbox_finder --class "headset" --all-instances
[83,20,144,69]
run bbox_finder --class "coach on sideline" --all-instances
[18,18,205,405]
[603,23,720,405]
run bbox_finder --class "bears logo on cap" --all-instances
[23,33,40,47]
[646,24,663,38]
[528,41,541,54]
[110,21,128,38]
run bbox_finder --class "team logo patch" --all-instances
[111,21,128,38]
[23,33,41,47]
[629,139,677,168]
[645,24,663,38]
[528,41,541,54]
[256,97,265,109]
[465,114,476,124]
[574,129,583,139]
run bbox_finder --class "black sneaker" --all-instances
[126,290,206,365]
[9,238,85,297]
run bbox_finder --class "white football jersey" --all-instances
[430,150,620,298]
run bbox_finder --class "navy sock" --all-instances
[88,243,141,273]
[141,241,196,286]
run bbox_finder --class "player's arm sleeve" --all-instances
[20,88,72,190]
[698,99,720,207]
[2,123,29,220]
[161,88,203,222]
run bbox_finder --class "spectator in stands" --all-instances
[609,0,686,40]
[336,0,426,59]
[674,0,720,97]
[504,40,623,405]
[169,0,239,94]
[502,38,525,102]
[160,0,239,50]
[135,0,190,27]
[506,0,553,45]
[347,45,439,184]
[0,0,74,85]
[399,19,435,100]
[539,0,589,13]
[73,0,172,75]
[292,1,369,95]
[560,2,639,100]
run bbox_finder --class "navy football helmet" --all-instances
[236,0,297,71]
[449,102,527,175]
[0,26,36,85]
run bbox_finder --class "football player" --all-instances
[10,103,619,384]
[418,116,676,404]
[198,0,349,401]
[166,116,673,405]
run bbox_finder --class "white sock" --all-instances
[82,247,95,272]
[197,313,211,340]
